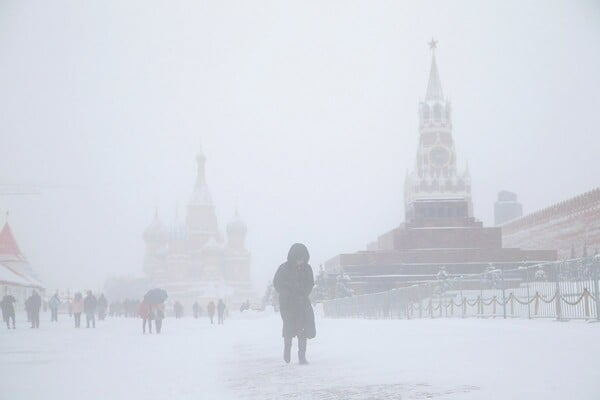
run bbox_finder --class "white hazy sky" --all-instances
[1,1,599,292]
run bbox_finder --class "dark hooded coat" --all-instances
[273,243,316,339]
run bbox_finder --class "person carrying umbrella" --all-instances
[154,303,165,334]
[273,243,316,365]
[141,289,168,334]
[139,299,153,334]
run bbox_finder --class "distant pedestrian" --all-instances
[1,290,16,329]
[207,301,215,324]
[97,294,107,321]
[217,299,226,324]
[28,291,42,329]
[24,296,32,322]
[174,301,183,319]
[49,291,60,322]
[139,299,153,334]
[154,303,165,334]
[192,301,199,319]
[273,243,316,365]
[72,292,84,328]
[84,291,97,328]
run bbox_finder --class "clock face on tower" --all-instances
[428,145,451,168]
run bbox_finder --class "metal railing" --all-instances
[323,256,600,321]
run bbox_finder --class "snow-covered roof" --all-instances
[0,222,24,259]
[0,262,43,288]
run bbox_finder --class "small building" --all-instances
[494,190,523,226]
[0,221,45,304]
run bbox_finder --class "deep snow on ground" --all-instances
[1,311,599,400]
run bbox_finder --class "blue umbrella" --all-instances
[144,288,168,304]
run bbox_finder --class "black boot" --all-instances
[298,337,308,365]
[283,337,292,364]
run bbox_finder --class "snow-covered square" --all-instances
[1,311,599,400]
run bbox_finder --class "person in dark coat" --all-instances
[28,291,42,328]
[49,291,60,322]
[138,299,153,334]
[1,291,16,329]
[192,301,199,319]
[97,294,108,320]
[273,243,315,365]
[217,299,226,324]
[174,301,183,319]
[154,303,165,334]
[84,291,97,328]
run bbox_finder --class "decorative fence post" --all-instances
[555,262,563,321]
[525,266,531,319]
[501,270,507,319]
[583,288,590,319]
[594,259,600,321]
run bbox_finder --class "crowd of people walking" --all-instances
[2,242,317,366]
[1,289,108,329]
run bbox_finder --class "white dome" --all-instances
[143,212,168,243]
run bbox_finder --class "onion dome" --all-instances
[143,210,168,243]
[226,209,247,237]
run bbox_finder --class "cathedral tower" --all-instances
[186,150,220,250]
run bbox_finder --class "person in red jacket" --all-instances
[207,301,216,324]
[139,300,153,334]
[72,292,84,328]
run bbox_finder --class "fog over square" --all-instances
[1,0,599,291]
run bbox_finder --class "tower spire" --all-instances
[425,38,444,101]
[195,149,207,188]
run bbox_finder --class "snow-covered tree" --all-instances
[335,272,354,298]
[261,280,278,310]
